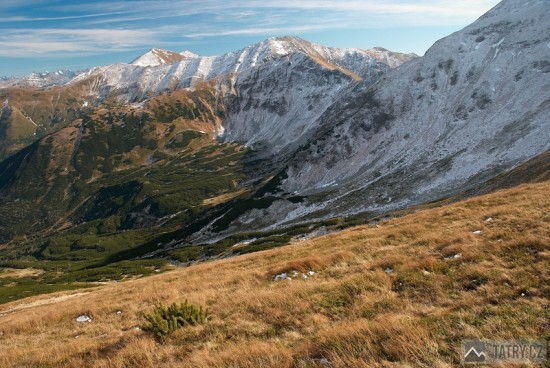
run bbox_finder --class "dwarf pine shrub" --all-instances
[141,300,209,341]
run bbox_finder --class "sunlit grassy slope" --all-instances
[0,181,548,367]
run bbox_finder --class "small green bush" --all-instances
[141,300,209,341]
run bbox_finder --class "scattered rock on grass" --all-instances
[444,253,463,261]
[273,273,288,281]
[273,270,316,281]
[76,315,92,323]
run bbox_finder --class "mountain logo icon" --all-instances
[463,340,487,363]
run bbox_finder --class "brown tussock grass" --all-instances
[267,250,355,277]
[304,315,439,367]
[0,268,44,279]
[0,182,549,367]
[202,188,248,206]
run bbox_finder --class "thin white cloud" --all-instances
[3,11,137,22]
[43,0,501,27]
[185,25,335,39]
[0,28,159,57]
[0,0,48,10]
[0,0,501,58]
[253,0,499,17]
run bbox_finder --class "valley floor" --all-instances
[0,182,548,367]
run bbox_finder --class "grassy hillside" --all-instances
[0,79,104,160]
[0,84,235,244]
[0,84,262,294]
[0,181,547,367]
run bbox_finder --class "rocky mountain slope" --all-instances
[216,0,550,234]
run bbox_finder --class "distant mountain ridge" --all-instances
[0,70,82,88]
[69,36,415,104]
[0,37,415,91]
[0,36,414,159]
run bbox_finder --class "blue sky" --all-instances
[0,0,500,77]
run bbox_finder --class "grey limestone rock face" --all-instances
[192,0,550,239]
[273,0,550,223]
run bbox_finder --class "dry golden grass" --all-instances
[0,268,44,279]
[202,188,248,206]
[0,182,548,367]
[308,55,362,81]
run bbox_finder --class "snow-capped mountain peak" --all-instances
[179,50,199,59]
[237,36,417,72]
[130,48,189,67]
